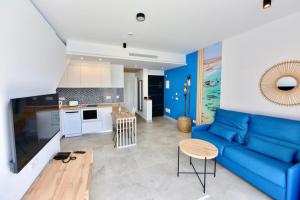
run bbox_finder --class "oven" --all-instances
[82,108,99,121]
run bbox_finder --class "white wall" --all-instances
[221,12,300,120]
[124,73,137,112]
[0,1,65,199]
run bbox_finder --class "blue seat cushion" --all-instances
[224,146,292,188]
[247,136,297,163]
[208,123,237,142]
[214,108,250,144]
[192,130,239,155]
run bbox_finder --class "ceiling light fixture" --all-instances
[263,0,271,9]
[136,13,145,22]
[98,58,102,61]
[80,57,84,60]
[128,32,134,36]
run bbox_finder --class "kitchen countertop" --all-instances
[111,106,135,119]
[60,103,122,110]
[60,103,136,119]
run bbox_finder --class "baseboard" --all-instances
[136,113,152,122]
[163,115,177,122]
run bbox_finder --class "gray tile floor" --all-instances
[61,117,271,200]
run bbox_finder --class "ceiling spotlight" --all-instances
[80,57,84,60]
[128,32,134,37]
[98,58,102,61]
[263,0,271,9]
[136,13,145,22]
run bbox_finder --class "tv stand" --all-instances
[23,149,93,200]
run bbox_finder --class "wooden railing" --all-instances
[113,116,137,148]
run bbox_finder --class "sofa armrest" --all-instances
[192,124,211,132]
[286,162,300,200]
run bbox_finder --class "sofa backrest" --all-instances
[214,108,250,144]
[249,115,300,162]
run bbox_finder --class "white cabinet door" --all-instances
[58,64,81,88]
[62,110,82,137]
[67,64,81,87]
[111,64,124,88]
[81,62,111,87]
[58,69,69,87]
[58,61,115,88]
[99,62,111,88]
[81,121,102,134]
[81,62,98,87]
[99,107,112,132]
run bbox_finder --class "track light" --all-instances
[136,13,145,22]
[263,0,271,9]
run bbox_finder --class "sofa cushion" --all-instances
[250,115,300,144]
[192,130,239,155]
[224,146,292,188]
[208,123,237,142]
[249,115,300,162]
[214,108,250,144]
[247,136,297,163]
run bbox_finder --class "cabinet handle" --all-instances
[65,111,79,113]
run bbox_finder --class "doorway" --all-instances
[148,75,164,117]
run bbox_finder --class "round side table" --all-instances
[177,138,219,193]
[177,116,192,133]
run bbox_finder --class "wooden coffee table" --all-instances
[177,139,218,193]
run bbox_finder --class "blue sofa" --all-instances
[192,108,300,200]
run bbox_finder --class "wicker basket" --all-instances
[177,116,192,133]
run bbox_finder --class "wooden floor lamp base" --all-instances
[177,116,192,133]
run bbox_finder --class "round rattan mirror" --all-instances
[260,61,300,106]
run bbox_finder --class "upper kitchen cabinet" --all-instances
[59,64,81,88]
[58,61,124,88]
[111,64,124,88]
[81,62,111,88]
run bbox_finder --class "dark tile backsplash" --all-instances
[57,88,124,105]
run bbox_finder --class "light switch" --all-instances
[166,80,170,89]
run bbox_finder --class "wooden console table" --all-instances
[23,149,93,200]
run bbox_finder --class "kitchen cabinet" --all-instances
[99,107,112,132]
[111,64,124,88]
[80,63,100,87]
[100,63,112,87]
[59,64,81,88]
[61,109,82,137]
[60,106,113,137]
[58,61,124,88]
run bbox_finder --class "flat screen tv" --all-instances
[10,93,60,173]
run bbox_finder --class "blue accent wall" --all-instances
[164,51,198,122]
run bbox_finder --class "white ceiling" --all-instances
[33,0,300,54]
